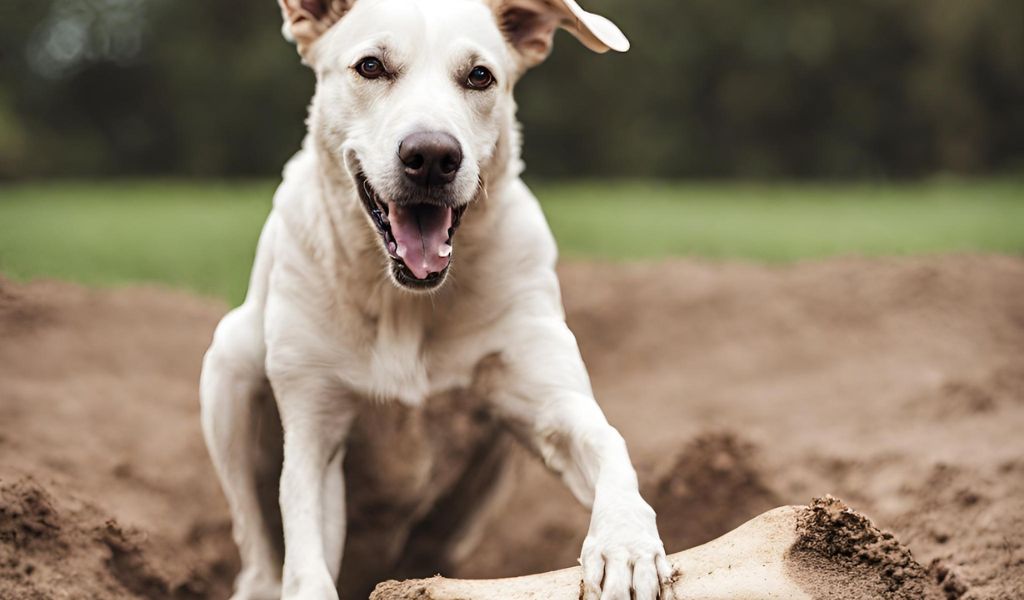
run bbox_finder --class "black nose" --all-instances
[398,131,463,186]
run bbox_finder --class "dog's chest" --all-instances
[342,301,485,406]
[358,321,433,403]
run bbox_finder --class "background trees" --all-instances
[1,0,1021,180]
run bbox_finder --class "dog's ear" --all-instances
[493,0,629,70]
[278,0,356,57]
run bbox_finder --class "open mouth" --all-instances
[356,172,466,290]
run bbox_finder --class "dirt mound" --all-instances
[651,431,780,550]
[0,278,236,600]
[788,496,949,600]
[905,362,1024,419]
[2,254,1023,599]
[0,477,223,600]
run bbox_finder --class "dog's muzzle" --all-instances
[356,170,467,290]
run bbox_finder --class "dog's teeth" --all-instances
[438,244,452,258]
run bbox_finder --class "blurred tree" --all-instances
[1,0,1022,180]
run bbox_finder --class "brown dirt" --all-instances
[1,255,1023,599]
[787,496,948,600]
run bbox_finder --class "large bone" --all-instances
[371,497,947,600]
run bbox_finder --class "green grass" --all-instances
[1,179,1021,304]
[543,179,1024,261]
[0,181,274,303]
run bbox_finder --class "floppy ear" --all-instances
[278,0,356,57]
[493,0,629,70]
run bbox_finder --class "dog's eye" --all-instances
[465,66,494,90]
[355,57,387,79]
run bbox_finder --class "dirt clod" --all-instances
[788,496,948,599]
[0,482,63,551]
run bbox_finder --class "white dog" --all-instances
[199,1,670,599]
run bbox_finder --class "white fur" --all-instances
[200,1,669,599]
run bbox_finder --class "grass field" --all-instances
[1,179,1022,304]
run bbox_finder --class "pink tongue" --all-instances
[389,203,453,279]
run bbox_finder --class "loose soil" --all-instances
[2,255,1022,599]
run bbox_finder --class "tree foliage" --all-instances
[1,0,1021,179]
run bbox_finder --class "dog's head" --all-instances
[279,0,628,291]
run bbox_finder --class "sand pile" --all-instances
[787,496,953,599]
[1,255,1022,599]
[0,478,224,600]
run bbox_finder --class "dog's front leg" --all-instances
[490,316,672,600]
[270,372,355,600]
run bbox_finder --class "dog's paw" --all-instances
[579,493,674,600]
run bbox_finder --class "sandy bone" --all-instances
[371,497,943,600]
